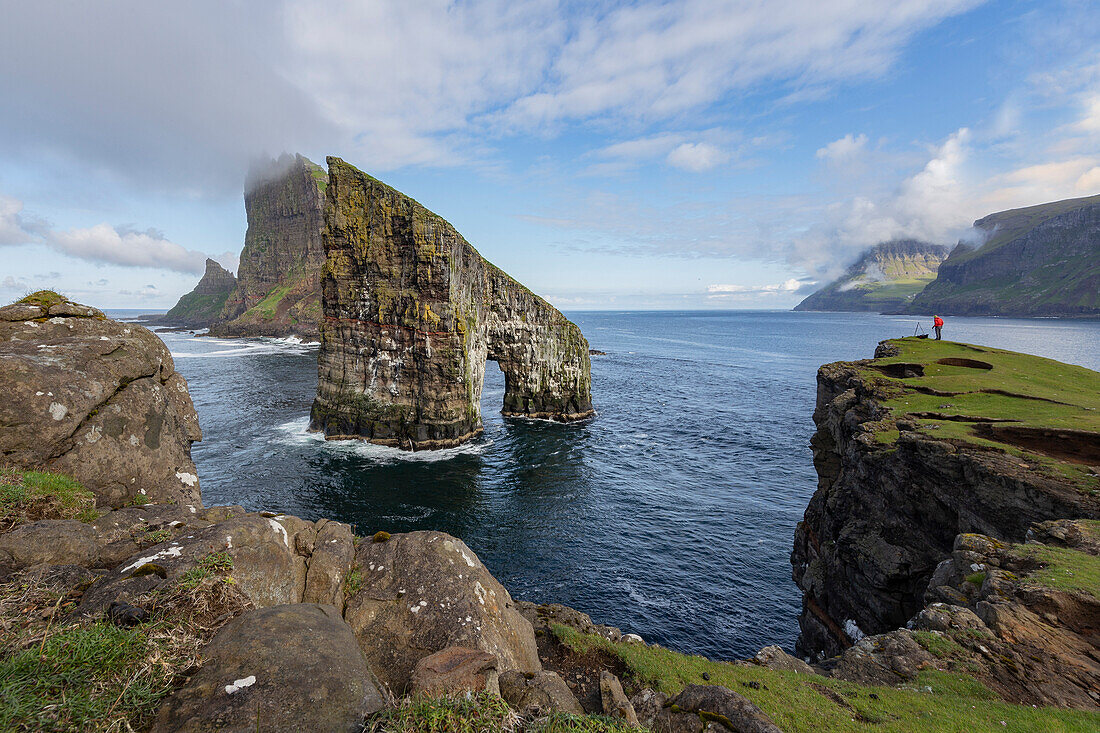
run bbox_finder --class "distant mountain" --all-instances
[160,258,236,328]
[793,240,949,313]
[903,194,1100,317]
[208,153,327,339]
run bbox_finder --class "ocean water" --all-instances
[124,311,1100,660]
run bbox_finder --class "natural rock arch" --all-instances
[310,157,594,450]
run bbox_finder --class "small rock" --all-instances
[500,670,583,715]
[655,684,781,733]
[753,645,814,675]
[599,671,639,726]
[410,647,500,697]
[107,600,148,627]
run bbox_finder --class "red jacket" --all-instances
[933,316,944,328]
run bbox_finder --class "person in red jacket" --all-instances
[933,314,944,340]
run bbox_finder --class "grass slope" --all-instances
[551,625,1100,733]
[858,338,1100,491]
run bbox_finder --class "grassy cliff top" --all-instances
[852,338,1099,490]
[949,193,1100,264]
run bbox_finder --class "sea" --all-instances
[108,310,1100,660]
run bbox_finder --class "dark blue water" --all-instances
[124,311,1100,660]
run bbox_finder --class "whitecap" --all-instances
[272,417,491,463]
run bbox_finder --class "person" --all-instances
[933,314,944,340]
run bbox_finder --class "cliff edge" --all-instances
[793,337,1099,662]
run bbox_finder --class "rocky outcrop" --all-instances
[794,240,949,313]
[904,193,1100,317]
[342,530,541,694]
[310,157,593,450]
[653,684,782,733]
[209,154,326,339]
[153,603,387,732]
[792,338,1099,658]
[0,293,202,508]
[160,259,237,329]
[825,521,1100,710]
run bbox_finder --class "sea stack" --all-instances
[310,157,593,450]
[160,258,236,329]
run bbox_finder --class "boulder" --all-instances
[599,671,639,726]
[499,670,583,715]
[0,296,202,508]
[302,519,355,607]
[0,520,103,568]
[515,600,623,643]
[752,645,814,675]
[654,684,782,733]
[343,531,540,695]
[829,630,934,686]
[410,647,500,697]
[79,514,308,616]
[152,604,386,732]
[630,688,668,729]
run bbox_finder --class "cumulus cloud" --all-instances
[816,134,870,164]
[667,143,729,172]
[0,193,212,274]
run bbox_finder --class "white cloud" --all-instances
[706,279,805,297]
[47,225,207,274]
[0,196,34,246]
[667,142,729,172]
[0,193,216,274]
[816,134,869,164]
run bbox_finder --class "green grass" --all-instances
[366,693,644,733]
[16,290,66,308]
[0,467,98,528]
[1012,540,1100,599]
[343,564,364,597]
[250,283,293,320]
[860,338,1100,490]
[0,622,185,732]
[549,624,1100,733]
[176,551,234,591]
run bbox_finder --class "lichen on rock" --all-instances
[310,157,594,450]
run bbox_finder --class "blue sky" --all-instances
[1,0,1098,309]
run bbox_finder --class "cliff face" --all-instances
[208,154,326,339]
[792,338,1099,658]
[310,157,593,450]
[794,240,948,313]
[904,194,1100,317]
[160,258,236,329]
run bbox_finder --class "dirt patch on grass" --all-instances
[974,425,1100,465]
[534,628,629,714]
[873,363,925,378]
[935,357,993,370]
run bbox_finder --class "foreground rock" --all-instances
[792,337,1099,657]
[654,684,782,733]
[310,157,593,450]
[343,530,540,694]
[410,646,500,696]
[499,670,583,715]
[153,603,386,732]
[0,294,202,507]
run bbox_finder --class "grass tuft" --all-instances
[16,290,66,308]
[366,693,644,733]
[0,466,98,530]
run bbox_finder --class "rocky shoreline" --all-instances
[1,296,1098,731]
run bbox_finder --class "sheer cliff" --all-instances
[310,157,593,450]
[792,338,1099,659]
[794,240,949,313]
[208,154,327,338]
[903,194,1100,317]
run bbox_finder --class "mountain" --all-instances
[903,193,1100,317]
[793,240,949,312]
[208,153,327,338]
[160,258,236,328]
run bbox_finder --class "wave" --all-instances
[167,334,318,359]
[272,417,492,463]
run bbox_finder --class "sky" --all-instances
[0,0,1098,310]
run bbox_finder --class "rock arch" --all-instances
[310,158,594,450]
